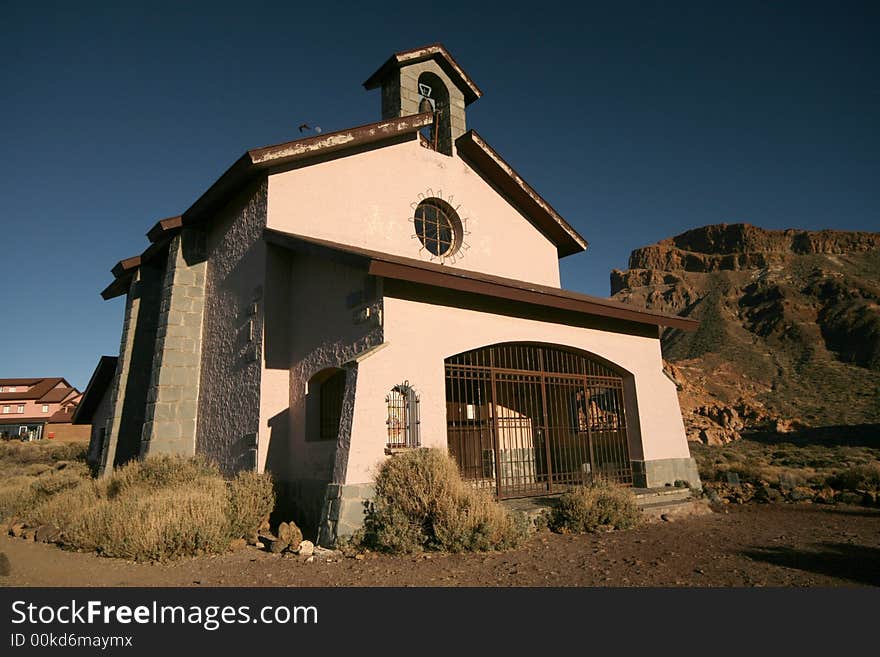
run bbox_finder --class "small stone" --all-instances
[305,555,315,563]
[228,538,247,552]
[35,525,61,543]
[660,514,672,522]
[254,541,265,549]
[355,553,365,560]
[298,540,315,556]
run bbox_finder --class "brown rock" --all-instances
[9,523,25,538]
[34,525,61,544]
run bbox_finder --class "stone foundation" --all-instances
[631,457,702,491]
[316,482,375,547]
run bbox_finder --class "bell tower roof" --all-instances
[362,43,482,105]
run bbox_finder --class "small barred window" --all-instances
[386,382,420,450]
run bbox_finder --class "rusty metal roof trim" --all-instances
[248,113,434,165]
[363,44,482,105]
[182,113,433,229]
[455,130,588,258]
[263,228,699,332]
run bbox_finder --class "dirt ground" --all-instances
[2,503,878,587]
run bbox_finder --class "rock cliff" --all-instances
[610,223,880,444]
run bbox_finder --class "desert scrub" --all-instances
[358,448,529,554]
[227,469,276,540]
[827,463,880,492]
[3,450,275,561]
[549,479,641,533]
[0,441,87,476]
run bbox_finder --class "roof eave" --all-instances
[362,44,482,105]
[263,228,698,332]
[454,130,588,258]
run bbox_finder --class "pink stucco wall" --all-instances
[0,391,74,420]
[266,138,562,288]
[343,296,690,485]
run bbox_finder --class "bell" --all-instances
[418,97,433,114]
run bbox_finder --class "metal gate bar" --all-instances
[445,343,633,498]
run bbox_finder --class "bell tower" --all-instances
[363,44,482,156]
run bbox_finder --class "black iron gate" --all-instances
[445,343,633,498]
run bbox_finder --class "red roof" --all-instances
[0,377,74,402]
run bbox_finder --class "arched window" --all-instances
[386,382,420,450]
[306,368,346,442]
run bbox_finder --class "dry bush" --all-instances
[359,448,529,553]
[827,463,880,492]
[227,470,276,540]
[105,454,219,498]
[0,441,87,476]
[0,475,42,520]
[549,479,641,533]
[63,480,233,561]
[3,450,276,561]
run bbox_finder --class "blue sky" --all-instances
[1,1,877,389]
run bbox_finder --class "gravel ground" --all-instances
[2,503,878,587]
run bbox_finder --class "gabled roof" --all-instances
[103,112,589,297]
[39,386,78,404]
[72,356,118,425]
[0,378,41,387]
[363,44,482,105]
[264,228,699,332]
[48,409,75,424]
[0,377,73,402]
[455,131,587,257]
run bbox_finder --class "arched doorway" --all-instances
[445,343,634,498]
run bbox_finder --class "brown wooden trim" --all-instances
[146,215,183,243]
[369,260,697,331]
[263,228,698,331]
[455,130,587,257]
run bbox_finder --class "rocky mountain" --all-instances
[610,223,880,444]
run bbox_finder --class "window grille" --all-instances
[386,382,420,449]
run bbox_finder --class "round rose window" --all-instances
[413,198,463,258]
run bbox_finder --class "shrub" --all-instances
[105,454,220,499]
[827,464,880,492]
[2,450,277,561]
[0,441,87,476]
[66,480,233,561]
[227,470,276,540]
[549,479,641,533]
[359,448,529,553]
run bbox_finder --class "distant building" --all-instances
[0,377,84,441]
[72,356,118,466]
[96,44,701,544]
